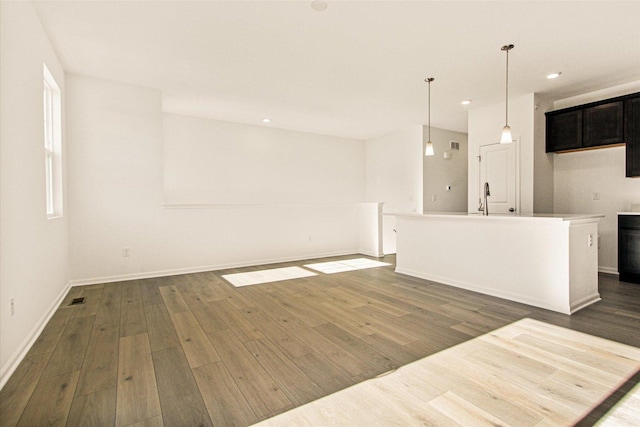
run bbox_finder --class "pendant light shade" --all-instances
[500,44,514,144]
[425,140,434,156]
[425,77,435,156]
[501,125,513,144]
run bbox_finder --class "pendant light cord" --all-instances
[428,79,431,142]
[501,44,514,127]
[425,77,434,141]
[505,48,509,126]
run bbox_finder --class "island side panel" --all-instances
[394,215,573,314]
[569,220,601,313]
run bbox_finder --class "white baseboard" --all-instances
[570,293,602,314]
[68,250,361,287]
[358,248,383,258]
[0,282,71,391]
[598,266,618,275]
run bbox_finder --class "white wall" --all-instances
[552,82,640,274]
[533,94,554,213]
[67,75,364,283]
[554,147,638,273]
[358,203,383,258]
[423,127,468,213]
[468,93,544,214]
[163,113,364,205]
[0,1,69,386]
[365,125,423,254]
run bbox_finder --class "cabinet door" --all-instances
[584,101,624,147]
[546,110,582,152]
[626,97,640,177]
[619,216,640,284]
[619,229,640,283]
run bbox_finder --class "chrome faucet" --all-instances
[483,182,490,216]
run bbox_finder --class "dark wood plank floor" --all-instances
[1,255,638,426]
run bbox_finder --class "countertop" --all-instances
[385,212,605,222]
[618,212,640,216]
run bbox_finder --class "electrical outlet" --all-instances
[432,195,436,202]
[593,192,600,200]
[10,297,15,316]
[122,248,130,257]
[588,234,593,247]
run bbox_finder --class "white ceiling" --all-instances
[33,1,640,140]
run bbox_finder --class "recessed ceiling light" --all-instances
[311,0,328,12]
[461,100,472,105]
[262,118,271,123]
[547,72,562,79]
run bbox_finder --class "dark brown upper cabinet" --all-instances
[546,109,582,152]
[546,92,639,156]
[583,101,624,147]
[626,96,640,177]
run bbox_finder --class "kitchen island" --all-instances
[388,212,604,314]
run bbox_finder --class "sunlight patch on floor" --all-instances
[222,266,317,287]
[304,258,391,274]
[254,318,640,427]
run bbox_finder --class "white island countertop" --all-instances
[618,212,640,216]
[386,212,604,222]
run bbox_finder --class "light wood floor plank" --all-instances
[126,415,164,427]
[116,333,162,427]
[75,319,120,396]
[243,309,313,359]
[139,279,164,306]
[42,315,94,378]
[120,295,147,337]
[158,285,190,313]
[144,303,180,352]
[188,273,226,302]
[314,322,396,376]
[26,308,74,356]
[207,328,292,417]
[290,352,354,395]
[244,338,325,405]
[95,283,122,329]
[428,348,581,425]
[152,346,213,426]
[428,391,509,427]
[169,310,220,368]
[66,387,117,427]
[190,302,228,333]
[193,361,260,427]
[0,353,51,426]
[209,299,264,342]
[16,370,79,427]
[275,316,372,377]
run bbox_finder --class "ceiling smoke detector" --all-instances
[311,1,328,12]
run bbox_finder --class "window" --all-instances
[43,64,62,217]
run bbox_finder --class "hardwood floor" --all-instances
[254,318,640,426]
[1,255,639,426]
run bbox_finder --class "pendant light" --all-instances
[424,77,435,156]
[500,44,514,144]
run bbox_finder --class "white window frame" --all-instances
[43,64,62,218]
